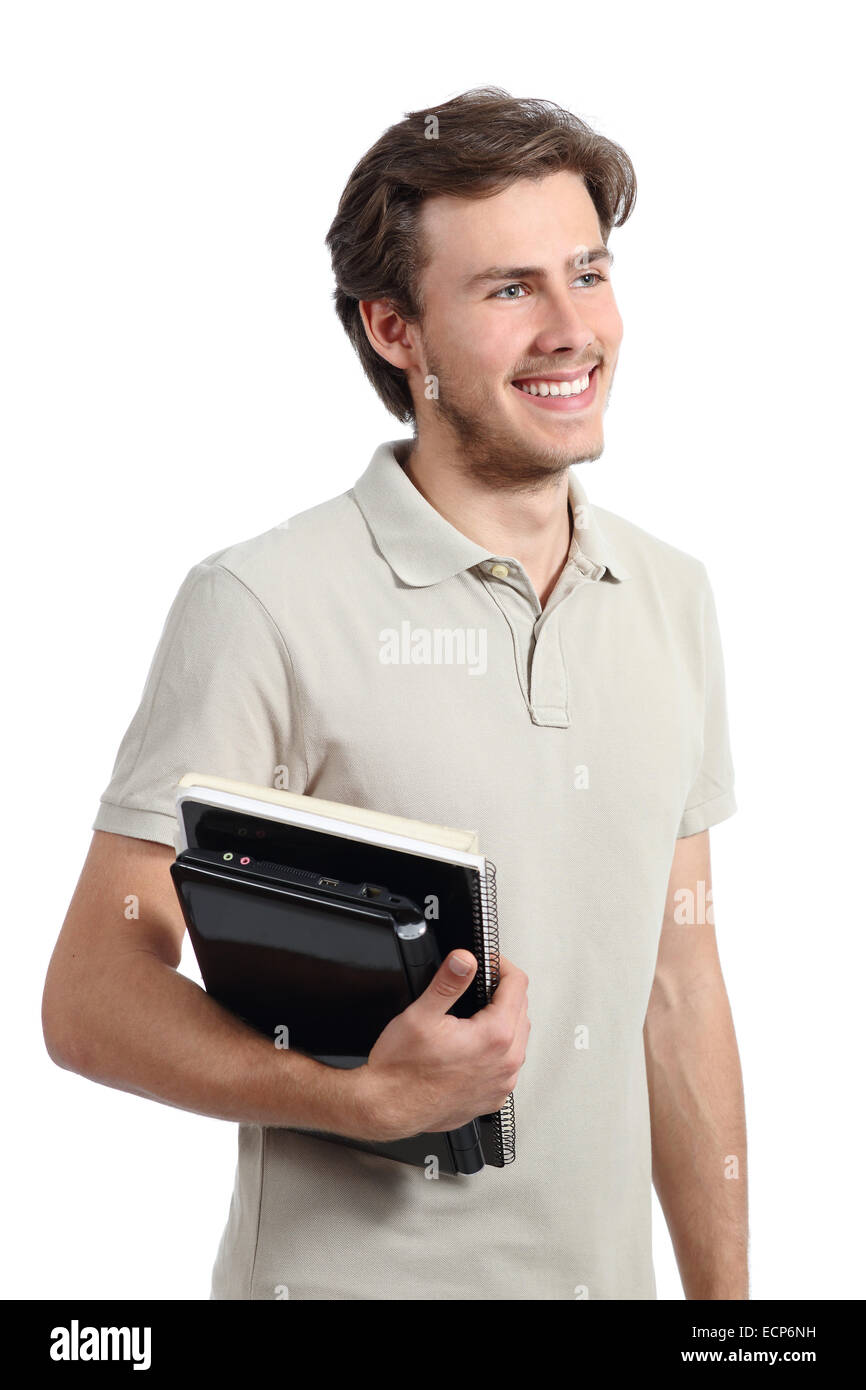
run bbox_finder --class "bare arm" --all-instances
[42,831,375,1134]
[42,830,529,1142]
[643,829,749,1299]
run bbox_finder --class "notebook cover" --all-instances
[176,771,481,855]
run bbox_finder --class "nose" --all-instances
[530,286,596,360]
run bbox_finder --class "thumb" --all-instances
[412,950,478,1018]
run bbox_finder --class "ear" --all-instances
[359,299,420,372]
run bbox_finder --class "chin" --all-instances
[517,414,602,447]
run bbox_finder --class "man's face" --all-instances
[410,169,623,486]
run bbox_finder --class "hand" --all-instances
[350,952,530,1142]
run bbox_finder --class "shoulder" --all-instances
[592,503,713,613]
[594,503,709,582]
[187,487,364,602]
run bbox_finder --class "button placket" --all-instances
[479,559,539,708]
[527,610,570,726]
[478,556,599,727]
[527,562,597,726]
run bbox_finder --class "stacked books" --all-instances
[169,773,516,1175]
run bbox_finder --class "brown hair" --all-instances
[325,86,637,424]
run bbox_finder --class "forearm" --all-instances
[46,947,370,1138]
[643,984,749,1299]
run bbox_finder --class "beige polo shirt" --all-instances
[92,438,737,1301]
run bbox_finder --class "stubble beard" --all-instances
[418,347,607,492]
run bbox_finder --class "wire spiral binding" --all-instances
[470,860,516,1165]
[496,1092,517,1166]
[471,860,500,1004]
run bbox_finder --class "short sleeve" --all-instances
[92,560,302,851]
[676,566,737,838]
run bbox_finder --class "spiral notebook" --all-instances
[172,772,516,1174]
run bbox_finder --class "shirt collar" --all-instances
[351,438,632,587]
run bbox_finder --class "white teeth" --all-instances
[517,372,592,398]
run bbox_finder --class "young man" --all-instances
[43,88,747,1300]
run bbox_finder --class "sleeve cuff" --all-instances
[676,788,738,839]
[92,800,180,850]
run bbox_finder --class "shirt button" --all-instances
[489,563,510,578]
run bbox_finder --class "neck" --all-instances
[401,434,573,609]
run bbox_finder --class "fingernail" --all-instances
[449,955,473,976]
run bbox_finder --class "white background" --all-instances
[3,0,863,1300]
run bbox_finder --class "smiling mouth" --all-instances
[512,366,597,397]
[510,364,600,411]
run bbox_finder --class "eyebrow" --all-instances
[461,245,614,291]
